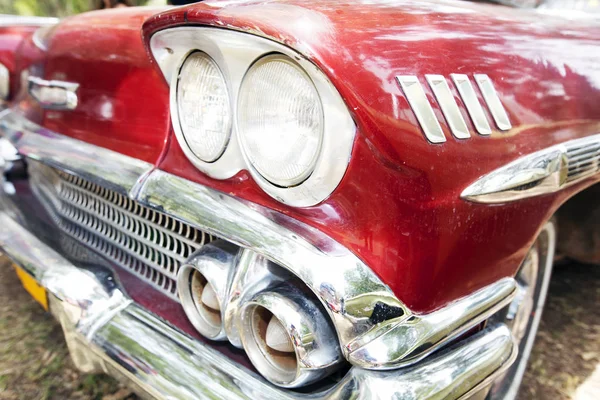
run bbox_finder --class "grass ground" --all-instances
[0,254,598,399]
[0,256,135,400]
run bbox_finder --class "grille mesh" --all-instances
[29,162,212,300]
[565,140,600,183]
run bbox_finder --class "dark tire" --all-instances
[487,221,556,400]
[556,184,600,265]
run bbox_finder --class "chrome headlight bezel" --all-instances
[152,27,356,207]
[237,53,325,189]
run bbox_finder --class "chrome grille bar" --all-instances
[29,162,212,300]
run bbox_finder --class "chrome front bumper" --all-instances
[0,211,517,400]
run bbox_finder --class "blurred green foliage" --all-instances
[0,0,157,17]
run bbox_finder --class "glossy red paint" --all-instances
[10,27,50,124]
[39,8,171,163]
[142,0,600,313]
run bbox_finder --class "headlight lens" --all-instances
[176,52,231,163]
[237,55,324,187]
[0,63,9,100]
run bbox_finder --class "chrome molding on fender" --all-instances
[474,74,512,131]
[426,75,470,140]
[398,75,446,143]
[451,74,493,136]
[0,110,153,195]
[462,133,600,203]
[1,109,518,370]
[399,74,509,143]
[347,277,516,369]
[0,14,59,26]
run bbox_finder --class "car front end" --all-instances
[0,1,599,399]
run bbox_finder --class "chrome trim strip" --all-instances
[0,214,130,337]
[564,136,600,183]
[462,134,600,203]
[96,310,516,400]
[28,76,79,110]
[426,75,470,139]
[0,110,153,196]
[474,74,512,131]
[32,24,57,51]
[151,27,356,207]
[451,74,492,136]
[397,75,446,144]
[347,277,516,369]
[462,147,567,203]
[0,211,517,399]
[0,14,59,26]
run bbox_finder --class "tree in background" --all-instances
[0,0,159,17]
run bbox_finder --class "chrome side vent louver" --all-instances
[397,74,511,144]
[565,140,600,183]
[29,162,213,300]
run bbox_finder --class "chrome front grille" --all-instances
[565,139,600,183]
[29,162,212,300]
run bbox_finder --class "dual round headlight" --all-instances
[174,52,324,188]
[237,55,323,187]
[176,52,231,163]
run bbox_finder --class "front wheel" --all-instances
[488,221,557,400]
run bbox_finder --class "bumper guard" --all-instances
[0,212,517,400]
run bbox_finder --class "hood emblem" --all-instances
[397,74,511,144]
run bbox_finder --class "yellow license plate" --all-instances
[13,265,48,311]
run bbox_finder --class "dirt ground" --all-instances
[0,255,598,399]
[0,256,135,400]
[519,260,600,399]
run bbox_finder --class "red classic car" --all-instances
[0,1,598,399]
